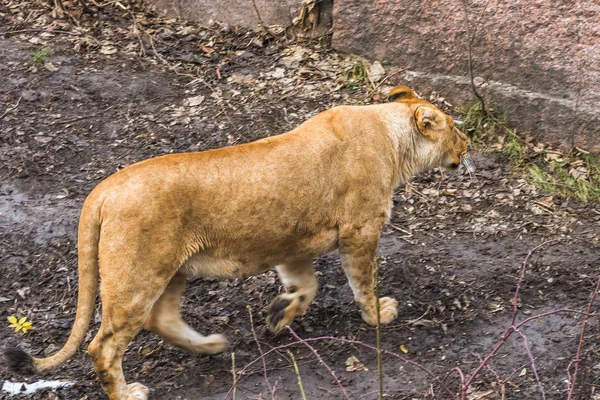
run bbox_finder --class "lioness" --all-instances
[5,85,470,399]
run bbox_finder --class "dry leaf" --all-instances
[184,95,205,107]
[100,45,118,55]
[368,61,385,82]
[468,390,494,399]
[345,355,368,372]
[44,62,59,72]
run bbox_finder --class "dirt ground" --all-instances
[1,2,600,399]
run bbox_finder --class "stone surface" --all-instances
[332,0,600,151]
[150,0,303,27]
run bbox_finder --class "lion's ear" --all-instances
[415,106,442,140]
[388,85,416,102]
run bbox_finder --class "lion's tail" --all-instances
[4,198,101,374]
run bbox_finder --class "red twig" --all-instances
[287,327,351,400]
[567,276,600,399]
[515,329,546,399]
[247,307,276,399]
[511,239,561,325]
[463,239,561,393]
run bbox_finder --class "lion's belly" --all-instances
[179,229,338,279]
[180,252,245,278]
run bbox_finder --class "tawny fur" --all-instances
[4,86,469,400]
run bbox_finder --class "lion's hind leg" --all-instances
[145,272,228,354]
[267,260,318,333]
[88,275,164,400]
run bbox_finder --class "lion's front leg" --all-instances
[267,260,317,333]
[339,225,398,326]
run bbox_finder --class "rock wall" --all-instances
[332,0,600,151]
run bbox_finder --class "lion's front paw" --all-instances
[127,382,149,400]
[378,297,398,324]
[361,297,398,326]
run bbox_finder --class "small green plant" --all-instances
[460,101,525,163]
[528,164,555,194]
[460,101,490,135]
[504,129,524,165]
[460,101,600,202]
[342,82,360,91]
[528,152,600,202]
[33,48,52,65]
[348,60,368,83]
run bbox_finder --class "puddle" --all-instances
[2,379,74,395]
[0,181,79,244]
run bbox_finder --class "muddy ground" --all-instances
[1,2,600,399]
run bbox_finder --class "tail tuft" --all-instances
[4,347,36,375]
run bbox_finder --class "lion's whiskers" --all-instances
[461,154,477,182]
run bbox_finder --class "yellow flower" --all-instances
[7,315,33,333]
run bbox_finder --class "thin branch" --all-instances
[511,239,562,326]
[52,105,115,125]
[247,306,276,399]
[374,259,384,400]
[231,352,237,400]
[251,0,265,30]
[0,97,21,120]
[287,327,351,400]
[127,8,146,57]
[515,330,546,400]
[0,29,82,37]
[287,350,307,400]
[567,276,600,399]
[460,0,489,115]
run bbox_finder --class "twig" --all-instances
[374,259,384,400]
[287,327,351,400]
[460,0,489,115]
[511,239,561,326]
[251,0,265,30]
[515,330,546,399]
[0,97,21,120]
[475,354,506,399]
[247,306,276,399]
[148,34,169,65]
[127,8,146,57]
[0,29,82,37]
[287,350,307,400]
[231,352,237,400]
[567,276,600,399]
[52,105,115,125]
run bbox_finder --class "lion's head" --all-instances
[388,85,471,172]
